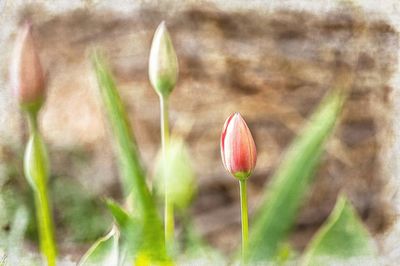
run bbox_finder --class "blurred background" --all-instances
[0,0,399,262]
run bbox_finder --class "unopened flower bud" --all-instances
[149,21,178,97]
[10,23,45,112]
[221,113,257,180]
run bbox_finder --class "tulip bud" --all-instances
[10,23,45,112]
[149,21,178,97]
[221,113,257,180]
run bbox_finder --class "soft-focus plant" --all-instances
[81,52,168,265]
[303,194,376,265]
[149,21,179,250]
[5,20,379,266]
[0,207,30,266]
[246,90,345,262]
[10,23,57,266]
[154,137,196,212]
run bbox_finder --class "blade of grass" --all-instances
[91,52,151,213]
[91,51,166,261]
[302,195,376,266]
[247,90,344,262]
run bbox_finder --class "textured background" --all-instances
[0,0,400,262]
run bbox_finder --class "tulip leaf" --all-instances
[302,195,376,266]
[79,226,119,266]
[106,200,142,264]
[91,52,151,212]
[153,137,196,211]
[91,52,166,261]
[247,90,344,262]
[106,200,133,229]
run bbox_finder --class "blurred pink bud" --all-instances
[221,113,257,180]
[10,23,45,109]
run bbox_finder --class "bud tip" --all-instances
[10,22,46,112]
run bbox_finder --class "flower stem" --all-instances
[25,112,57,266]
[160,95,174,249]
[239,179,249,261]
[34,184,57,266]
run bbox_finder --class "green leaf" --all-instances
[79,226,119,266]
[106,200,134,229]
[106,199,141,260]
[51,178,111,242]
[106,201,174,265]
[91,51,152,213]
[107,200,143,249]
[91,52,166,261]
[154,137,196,210]
[302,195,376,266]
[247,90,344,262]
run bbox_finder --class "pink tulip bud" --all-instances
[221,113,257,180]
[10,23,45,111]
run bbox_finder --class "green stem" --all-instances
[34,185,57,266]
[160,95,174,248]
[160,95,170,163]
[239,179,249,261]
[25,112,57,266]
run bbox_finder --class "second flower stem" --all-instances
[34,184,57,266]
[26,113,57,266]
[160,95,174,248]
[239,179,249,260]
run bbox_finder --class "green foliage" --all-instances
[0,205,41,266]
[0,176,29,238]
[247,90,344,262]
[91,52,167,262]
[79,196,141,266]
[91,52,149,206]
[52,178,111,242]
[79,226,119,266]
[106,200,146,264]
[178,214,225,264]
[302,195,376,266]
[5,207,30,265]
[106,200,135,230]
[276,243,296,265]
[154,137,197,211]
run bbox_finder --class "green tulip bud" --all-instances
[149,21,179,98]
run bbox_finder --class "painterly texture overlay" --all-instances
[0,2,398,257]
